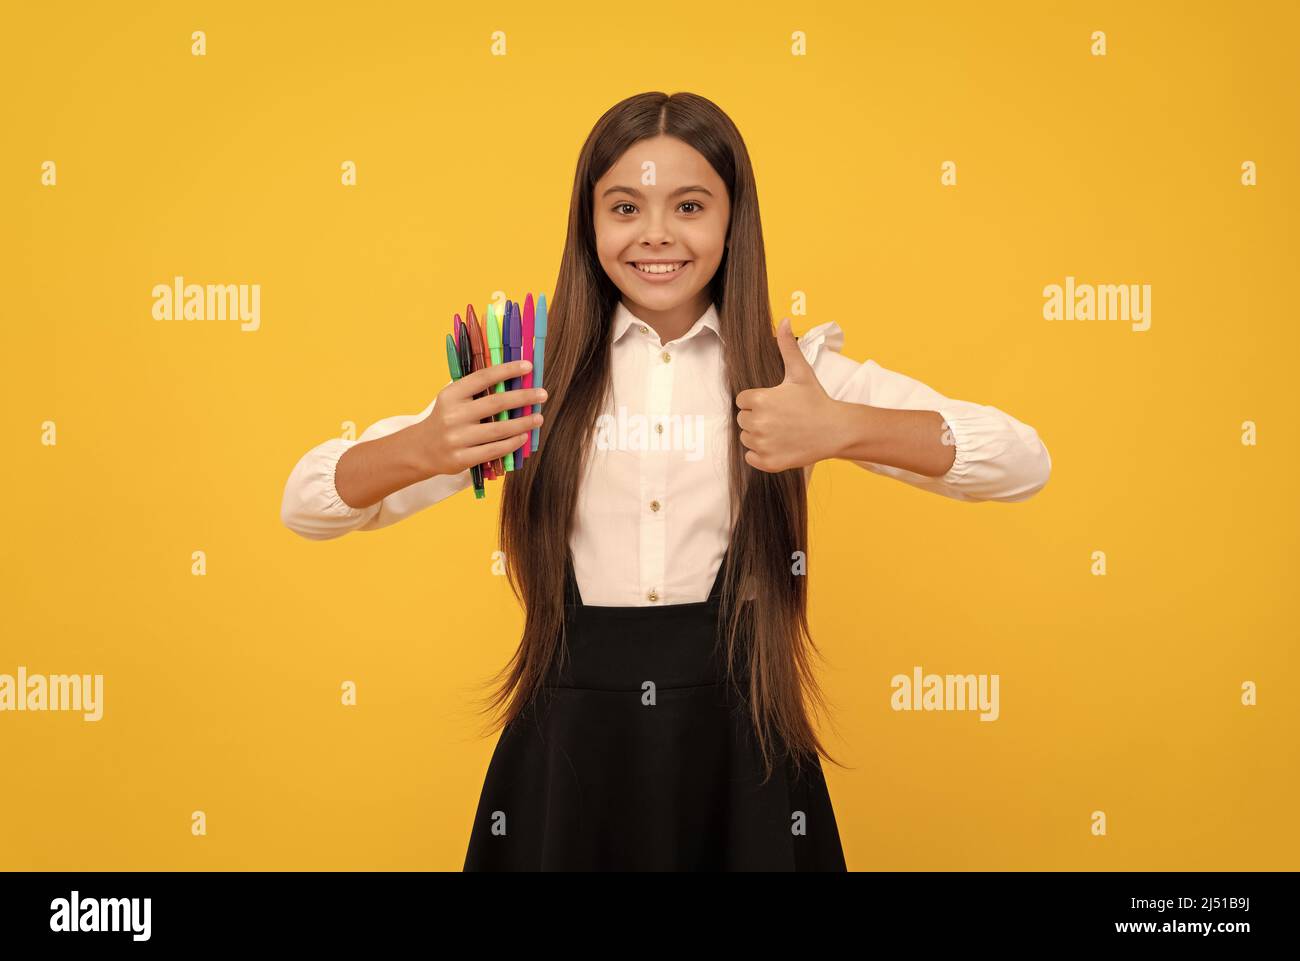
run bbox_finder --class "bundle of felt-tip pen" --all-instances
[445,292,547,499]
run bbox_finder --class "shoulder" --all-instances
[795,320,845,365]
[796,320,870,399]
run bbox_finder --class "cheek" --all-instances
[595,220,635,260]
[686,222,728,261]
[592,218,613,256]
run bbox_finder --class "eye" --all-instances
[613,202,637,215]
[680,201,703,214]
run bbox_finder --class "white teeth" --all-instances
[633,262,686,274]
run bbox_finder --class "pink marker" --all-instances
[521,294,535,458]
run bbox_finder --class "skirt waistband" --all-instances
[544,598,747,691]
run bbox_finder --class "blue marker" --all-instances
[532,294,547,452]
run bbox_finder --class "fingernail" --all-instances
[538,389,548,400]
[521,360,532,371]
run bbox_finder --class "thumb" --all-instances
[776,317,816,385]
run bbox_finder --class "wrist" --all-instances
[828,399,879,462]
[393,426,439,481]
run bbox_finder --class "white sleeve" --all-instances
[797,321,1052,503]
[280,390,472,540]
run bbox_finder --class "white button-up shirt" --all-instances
[281,300,1052,606]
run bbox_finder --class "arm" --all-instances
[800,322,1052,503]
[830,404,954,477]
[279,392,469,541]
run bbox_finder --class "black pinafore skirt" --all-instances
[462,548,847,871]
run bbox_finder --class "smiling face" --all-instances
[593,134,731,332]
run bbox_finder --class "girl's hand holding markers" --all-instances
[409,359,546,479]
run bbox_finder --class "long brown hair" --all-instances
[479,91,840,782]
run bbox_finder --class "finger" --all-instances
[776,317,816,385]
[743,448,770,471]
[735,387,764,410]
[458,412,543,447]
[736,409,755,431]
[739,429,758,450]
[465,385,547,421]
[447,359,533,400]
[461,429,531,468]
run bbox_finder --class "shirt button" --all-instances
[639,324,649,334]
[650,499,661,512]
[647,588,659,602]
[654,422,664,434]
[661,351,671,363]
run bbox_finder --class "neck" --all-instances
[622,292,711,344]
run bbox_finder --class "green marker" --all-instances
[446,331,485,499]
[485,303,515,472]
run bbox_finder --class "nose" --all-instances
[637,211,674,247]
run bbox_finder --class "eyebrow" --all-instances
[601,185,714,199]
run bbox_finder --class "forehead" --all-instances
[596,135,723,190]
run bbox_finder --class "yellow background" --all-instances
[2,0,1296,870]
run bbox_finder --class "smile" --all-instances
[629,261,691,280]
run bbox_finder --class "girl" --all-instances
[281,92,1052,871]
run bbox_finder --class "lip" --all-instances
[627,260,692,284]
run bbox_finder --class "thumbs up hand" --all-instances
[734,317,843,473]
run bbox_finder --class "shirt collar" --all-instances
[611,300,724,347]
